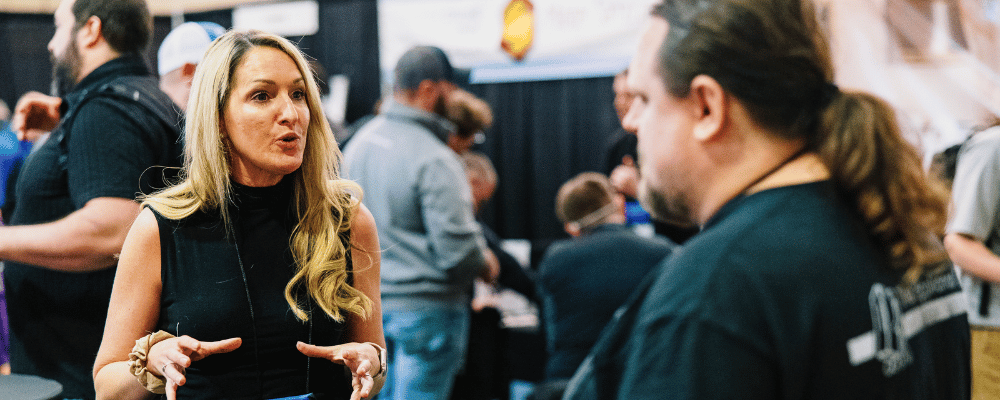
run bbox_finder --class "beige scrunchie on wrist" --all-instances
[127,330,176,394]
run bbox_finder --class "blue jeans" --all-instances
[379,300,470,400]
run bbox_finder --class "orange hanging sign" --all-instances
[501,0,534,62]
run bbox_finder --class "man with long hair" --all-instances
[561,0,970,398]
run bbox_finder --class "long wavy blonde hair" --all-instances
[143,30,371,322]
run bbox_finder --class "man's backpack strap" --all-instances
[54,76,181,172]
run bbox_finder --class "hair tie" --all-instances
[128,330,176,394]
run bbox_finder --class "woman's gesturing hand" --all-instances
[149,336,243,400]
[297,341,382,400]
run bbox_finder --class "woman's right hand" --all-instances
[148,336,242,400]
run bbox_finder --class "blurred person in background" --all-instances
[157,21,226,112]
[342,45,497,400]
[0,99,15,376]
[944,119,1000,400]
[532,172,673,400]
[0,99,34,224]
[453,151,538,400]
[445,89,492,155]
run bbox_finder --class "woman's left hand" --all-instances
[297,341,381,400]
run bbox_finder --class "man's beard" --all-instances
[51,36,81,97]
[638,178,695,227]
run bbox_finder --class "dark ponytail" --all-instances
[817,91,949,282]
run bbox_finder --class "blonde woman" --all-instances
[92,30,384,400]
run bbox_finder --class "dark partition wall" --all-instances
[150,16,178,78]
[469,77,620,241]
[296,0,381,125]
[184,9,232,30]
[0,13,55,109]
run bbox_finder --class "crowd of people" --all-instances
[0,0,988,399]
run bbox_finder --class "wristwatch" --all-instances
[365,342,387,378]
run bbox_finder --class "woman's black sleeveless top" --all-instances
[152,178,352,400]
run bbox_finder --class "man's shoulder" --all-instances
[74,74,179,131]
[102,75,178,118]
[962,127,1000,154]
[540,229,672,275]
[657,186,845,277]
[598,225,674,248]
[71,97,173,141]
[650,184,875,303]
[349,114,445,150]
[704,183,846,242]
[539,238,581,262]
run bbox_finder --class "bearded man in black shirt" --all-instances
[4,0,182,398]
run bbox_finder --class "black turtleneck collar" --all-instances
[231,176,295,212]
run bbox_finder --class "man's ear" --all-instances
[180,63,198,82]
[614,193,627,216]
[78,16,103,48]
[563,222,581,237]
[412,79,439,111]
[415,79,437,99]
[446,133,461,153]
[689,74,727,142]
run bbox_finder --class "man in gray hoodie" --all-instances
[342,46,495,400]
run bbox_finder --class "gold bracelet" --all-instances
[127,330,175,394]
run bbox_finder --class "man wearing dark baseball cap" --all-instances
[342,46,497,400]
[394,46,455,90]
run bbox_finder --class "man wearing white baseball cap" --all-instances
[157,21,225,111]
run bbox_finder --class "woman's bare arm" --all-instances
[92,208,163,400]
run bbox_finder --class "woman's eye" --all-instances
[292,90,306,100]
[251,91,269,102]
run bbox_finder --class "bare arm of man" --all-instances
[945,232,1000,283]
[0,197,139,272]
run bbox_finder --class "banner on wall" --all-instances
[378,0,657,84]
[233,1,319,37]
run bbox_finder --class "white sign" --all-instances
[378,0,657,83]
[233,1,320,37]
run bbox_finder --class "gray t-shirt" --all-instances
[947,126,1000,327]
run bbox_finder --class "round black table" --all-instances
[0,374,63,400]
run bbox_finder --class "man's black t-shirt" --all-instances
[3,55,182,399]
[564,181,970,400]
